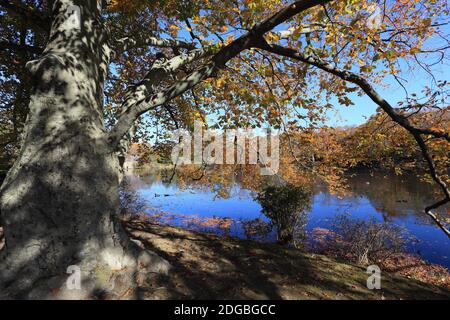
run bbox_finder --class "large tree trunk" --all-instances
[0,0,168,299]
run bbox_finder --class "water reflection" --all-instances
[342,174,445,222]
[255,184,312,247]
[128,167,450,268]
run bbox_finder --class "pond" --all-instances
[126,168,450,269]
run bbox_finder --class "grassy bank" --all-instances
[124,217,450,300]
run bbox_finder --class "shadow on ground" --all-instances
[123,217,450,300]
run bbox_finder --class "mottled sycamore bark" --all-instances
[0,0,335,299]
[0,0,168,299]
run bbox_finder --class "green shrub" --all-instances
[256,184,312,246]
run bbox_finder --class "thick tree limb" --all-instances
[111,47,214,155]
[277,23,327,39]
[256,41,450,237]
[109,63,217,148]
[413,135,450,237]
[425,210,450,237]
[136,48,212,89]
[109,0,331,147]
[116,48,212,125]
[257,42,450,142]
[250,0,329,35]
[114,37,196,55]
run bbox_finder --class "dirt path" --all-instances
[124,218,450,300]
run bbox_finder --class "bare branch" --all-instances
[413,133,450,237]
[114,36,196,55]
[277,23,326,39]
[109,0,332,148]
[257,42,449,141]
[256,40,450,237]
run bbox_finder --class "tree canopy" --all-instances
[0,0,449,234]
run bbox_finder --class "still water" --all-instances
[128,169,450,268]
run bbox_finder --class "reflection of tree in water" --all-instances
[169,167,444,225]
[134,161,320,200]
[255,184,312,247]
[133,166,446,229]
[158,164,271,199]
[135,167,180,189]
[344,172,445,224]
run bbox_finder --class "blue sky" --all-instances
[174,35,448,129]
[137,12,450,131]
[326,60,449,127]
[325,19,450,127]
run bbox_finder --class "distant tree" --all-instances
[0,0,448,298]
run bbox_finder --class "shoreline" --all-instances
[122,215,450,300]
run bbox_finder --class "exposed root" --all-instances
[0,225,171,300]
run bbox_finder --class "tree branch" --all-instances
[256,42,449,142]
[109,0,331,148]
[118,48,212,120]
[256,40,450,237]
[114,36,196,55]
[276,23,327,39]
[109,63,216,148]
